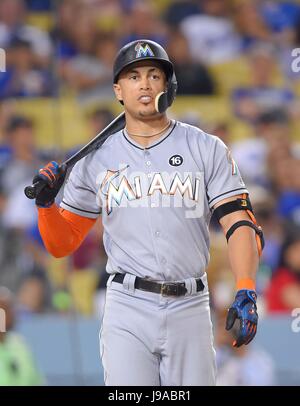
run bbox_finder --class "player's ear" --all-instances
[113,83,123,102]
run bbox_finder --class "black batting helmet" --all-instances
[113,39,177,113]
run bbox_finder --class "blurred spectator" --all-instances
[249,186,283,279]
[1,115,39,196]
[260,1,299,46]
[0,116,13,171]
[65,108,115,161]
[69,214,106,315]
[68,6,96,56]
[87,0,122,30]
[270,158,300,225]
[232,43,295,123]
[53,0,121,62]
[233,0,299,53]
[0,0,52,67]
[88,108,115,135]
[176,111,204,129]
[61,32,117,104]
[71,228,100,271]
[16,273,50,318]
[167,30,215,95]
[0,101,16,142]
[266,228,300,313]
[231,108,293,189]
[280,11,300,80]
[51,289,72,314]
[0,185,24,291]
[51,0,79,61]
[0,37,53,98]
[180,0,241,64]
[1,115,40,231]
[0,286,44,385]
[24,0,52,12]
[164,0,201,27]
[215,309,275,385]
[263,113,300,225]
[233,0,272,49]
[2,185,37,231]
[24,222,49,274]
[207,121,230,145]
[121,1,167,46]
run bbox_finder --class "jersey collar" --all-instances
[122,120,177,150]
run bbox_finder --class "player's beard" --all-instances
[125,101,162,121]
[137,104,161,120]
[138,109,157,118]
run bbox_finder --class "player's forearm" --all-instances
[220,211,259,290]
[37,204,94,258]
[227,226,259,290]
[38,205,79,257]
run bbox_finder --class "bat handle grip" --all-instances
[24,180,48,199]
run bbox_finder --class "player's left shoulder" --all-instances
[176,120,221,149]
[176,120,204,135]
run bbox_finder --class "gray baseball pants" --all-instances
[99,273,216,386]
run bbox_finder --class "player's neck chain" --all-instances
[125,120,171,138]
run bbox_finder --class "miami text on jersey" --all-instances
[99,167,203,215]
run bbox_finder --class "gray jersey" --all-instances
[61,120,247,281]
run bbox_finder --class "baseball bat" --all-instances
[24,111,126,199]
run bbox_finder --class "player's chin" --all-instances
[138,109,159,118]
[137,104,158,117]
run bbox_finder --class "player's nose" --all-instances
[139,75,151,90]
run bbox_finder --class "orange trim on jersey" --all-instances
[236,278,256,291]
[38,204,96,258]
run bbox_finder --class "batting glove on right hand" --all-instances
[225,289,258,348]
[34,161,66,208]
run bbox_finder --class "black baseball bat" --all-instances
[24,111,126,199]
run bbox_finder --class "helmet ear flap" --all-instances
[155,92,166,113]
[154,72,177,113]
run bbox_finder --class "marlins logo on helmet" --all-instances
[135,42,155,58]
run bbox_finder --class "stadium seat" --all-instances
[26,12,54,32]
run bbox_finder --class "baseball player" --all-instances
[34,40,264,386]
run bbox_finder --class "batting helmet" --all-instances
[113,39,177,113]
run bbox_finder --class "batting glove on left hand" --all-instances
[225,289,258,348]
[34,161,67,208]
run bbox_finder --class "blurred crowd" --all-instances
[0,0,300,386]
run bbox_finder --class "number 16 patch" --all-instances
[169,154,183,167]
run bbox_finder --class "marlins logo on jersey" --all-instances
[135,42,155,58]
